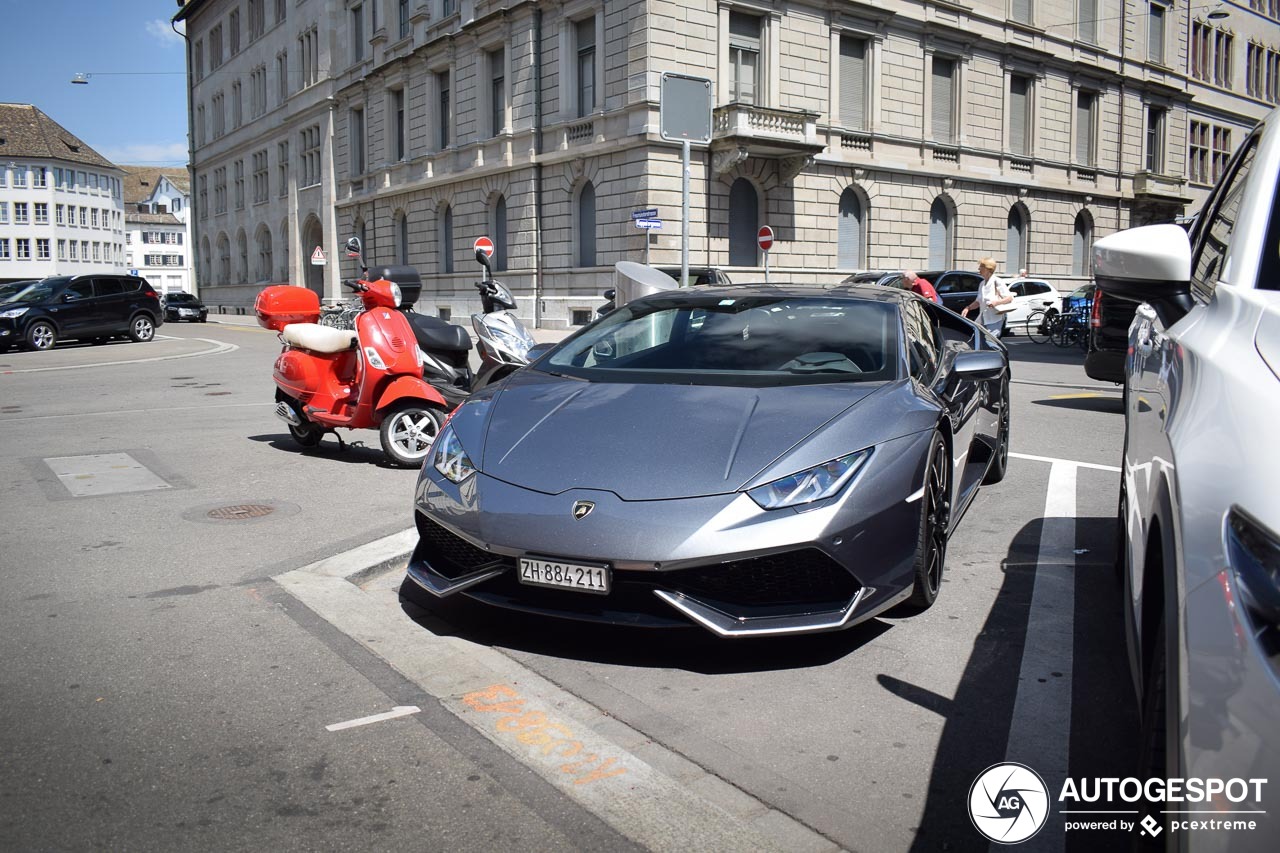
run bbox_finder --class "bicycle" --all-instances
[318,298,362,329]
[1025,308,1061,345]
[1053,304,1090,349]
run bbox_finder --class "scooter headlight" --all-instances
[390,283,403,308]
[747,449,871,510]
[433,425,476,483]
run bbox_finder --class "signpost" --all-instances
[758,226,774,283]
[633,214,662,264]
[310,247,326,266]
[660,73,713,287]
[473,236,495,259]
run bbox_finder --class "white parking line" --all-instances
[1010,451,1120,473]
[325,705,421,732]
[999,461,1078,853]
[0,337,237,374]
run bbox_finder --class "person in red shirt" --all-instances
[904,270,941,304]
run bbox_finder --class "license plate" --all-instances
[518,557,610,595]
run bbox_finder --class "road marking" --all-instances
[1010,451,1120,473]
[325,705,421,732]
[44,452,172,497]
[1000,461,1077,853]
[0,402,263,424]
[1047,392,1101,400]
[0,337,237,374]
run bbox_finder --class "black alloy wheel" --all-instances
[908,432,951,610]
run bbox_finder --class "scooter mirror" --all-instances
[345,237,362,258]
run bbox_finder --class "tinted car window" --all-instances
[544,295,901,386]
[95,279,125,296]
[935,273,981,294]
[65,281,93,300]
[1009,283,1027,296]
[1191,136,1258,303]
[167,293,197,304]
[904,300,940,381]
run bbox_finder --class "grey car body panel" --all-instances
[1098,104,1280,843]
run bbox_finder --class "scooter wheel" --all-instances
[380,404,444,468]
[289,420,325,448]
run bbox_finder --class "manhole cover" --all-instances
[207,504,276,520]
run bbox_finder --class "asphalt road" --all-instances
[0,319,1136,851]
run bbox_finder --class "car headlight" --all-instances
[747,449,871,510]
[0,307,29,319]
[433,425,476,483]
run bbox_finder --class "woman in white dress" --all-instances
[960,257,1014,336]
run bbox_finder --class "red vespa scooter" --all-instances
[255,237,448,467]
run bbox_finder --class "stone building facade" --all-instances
[176,0,1279,326]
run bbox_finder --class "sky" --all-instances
[0,0,189,167]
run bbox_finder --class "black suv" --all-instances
[163,292,209,323]
[916,270,985,314]
[1084,290,1136,384]
[0,274,164,353]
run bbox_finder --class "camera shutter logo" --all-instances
[968,763,1050,844]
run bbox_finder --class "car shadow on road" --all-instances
[1002,337,1092,369]
[246,432,403,468]
[876,515,1138,853]
[1031,396,1124,414]
[398,585,894,674]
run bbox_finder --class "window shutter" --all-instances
[1072,215,1089,277]
[928,200,949,268]
[1010,76,1028,156]
[1079,0,1097,43]
[729,179,759,267]
[837,188,863,268]
[1012,0,1032,24]
[839,37,866,131]
[1007,208,1024,273]
[578,183,596,267]
[932,58,955,144]
[1075,93,1093,164]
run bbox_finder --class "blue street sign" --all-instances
[128,269,139,276]
[635,219,663,230]
[631,208,659,220]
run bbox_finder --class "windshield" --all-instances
[0,282,36,302]
[8,281,62,304]
[541,295,901,387]
[168,293,197,303]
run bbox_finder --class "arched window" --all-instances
[1072,211,1093,277]
[577,182,596,267]
[928,198,951,269]
[493,195,508,271]
[217,234,231,285]
[201,236,212,286]
[256,225,273,282]
[236,229,248,282]
[1007,206,1027,274]
[837,187,865,269]
[439,205,453,273]
[728,178,759,266]
[396,211,409,265]
[279,219,289,281]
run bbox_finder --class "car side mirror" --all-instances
[602,288,616,301]
[1093,224,1194,326]
[952,350,1004,381]
[526,342,554,361]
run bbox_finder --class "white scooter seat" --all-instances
[282,323,358,353]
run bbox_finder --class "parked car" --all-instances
[841,270,899,286]
[0,274,163,353]
[1002,278,1063,333]
[1084,289,1135,383]
[917,269,985,314]
[403,283,1010,637]
[655,266,734,286]
[163,292,209,323]
[1094,104,1280,841]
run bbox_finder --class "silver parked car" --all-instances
[1094,104,1280,847]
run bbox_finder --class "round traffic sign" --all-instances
[757,226,774,252]
[473,236,495,258]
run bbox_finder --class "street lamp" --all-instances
[1206,3,1230,20]
[70,73,90,85]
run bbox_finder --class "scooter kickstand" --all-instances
[332,430,347,451]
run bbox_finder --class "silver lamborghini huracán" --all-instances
[403,283,1010,637]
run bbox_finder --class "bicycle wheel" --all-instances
[1026,309,1051,344]
[1055,320,1081,348]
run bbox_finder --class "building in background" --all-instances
[121,167,195,295]
[0,103,126,285]
[174,0,1279,327]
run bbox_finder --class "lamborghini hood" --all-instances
[476,372,886,500]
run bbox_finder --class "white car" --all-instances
[1002,277,1063,333]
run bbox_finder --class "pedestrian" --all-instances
[961,257,1015,335]
[903,269,941,305]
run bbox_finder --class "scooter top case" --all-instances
[256,285,321,331]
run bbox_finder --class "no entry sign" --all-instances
[473,236,495,258]
[757,226,774,252]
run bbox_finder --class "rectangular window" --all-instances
[33,167,47,188]
[301,126,321,188]
[438,72,451,149]
[13,167,26,188]
[234,160,245,209]
[68,240,77,260]
[229,9,240,55]
[278,140,290,196]
[1075,90,1096,165]
[249,0,264,40]
[37,238,50,260]
[351,4,364,63]
[399,0,411,39]
[1145,106,1166,173]
[56,204,64,225]
[0,202,7,223]
[392,88,406,160]
[194,40,204,82]
[92,208,99,228]
[490,48,506,137]
[931,57,956,144]
[14,202,28,224]
[1215,30,1235,87]
[0,239,8,260]
[253,150,269,203]
[276,0,286,24]
[1009,74,1031,156]
[215,166,227,213]
[211,24,223,68]
[728,12,759,105]
[232,81,243,129]
[16,239,31,260]
[35,203,49,224]
[350,108,366,176]
[277,51,289,103]
[1012,0,1032,25]
[79,207,87,226]
[1192,22,1210,81]
[93,243,101,262]
[576,17,597,115]
[839,36,867,131]
[1212,127,1233,181]
[1148,3,1167,65]
[57,239,65,260]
